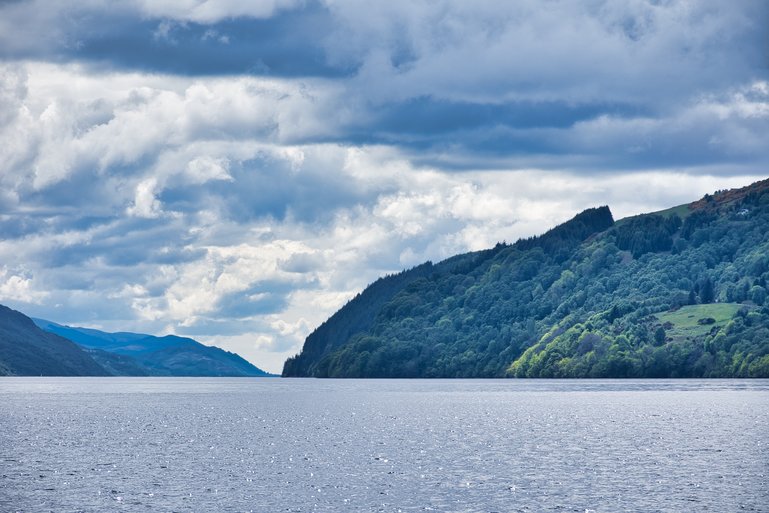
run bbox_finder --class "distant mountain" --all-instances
[0,305,108,376]
[34,320,274,377]
[284,179,769,378]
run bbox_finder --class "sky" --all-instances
[1,0,768,374]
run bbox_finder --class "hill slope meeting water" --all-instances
[283,179,769,378]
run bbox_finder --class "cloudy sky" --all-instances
[1,0,768,373]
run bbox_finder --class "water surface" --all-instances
[1,378,767,512]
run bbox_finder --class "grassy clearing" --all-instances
[615,203,691,228]
[655,203,692,220]
[656,303,745,340]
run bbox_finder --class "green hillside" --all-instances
[283,179,769,378]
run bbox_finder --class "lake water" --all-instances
[1,378,767,512]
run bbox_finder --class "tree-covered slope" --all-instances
[34,321,274,377]
[283,179,769,378]
[0,305,108,376]
[282,262,436,376]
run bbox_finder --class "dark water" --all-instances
[1,379,767,512]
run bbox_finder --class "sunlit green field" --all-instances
[656,303,745,340]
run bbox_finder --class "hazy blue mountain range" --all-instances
[33,320,274,377]
[283,179,769,378]
[0,304,273,376]
[0,305,108,376]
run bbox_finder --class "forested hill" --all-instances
[283,179,769,378]
[283,206,614,377]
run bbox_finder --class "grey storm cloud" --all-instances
[0,0,768,373]
[1,0,767,169]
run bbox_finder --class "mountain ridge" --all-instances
[34,320,275,377]
[0,305,109,376]
[0,306,275,377]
